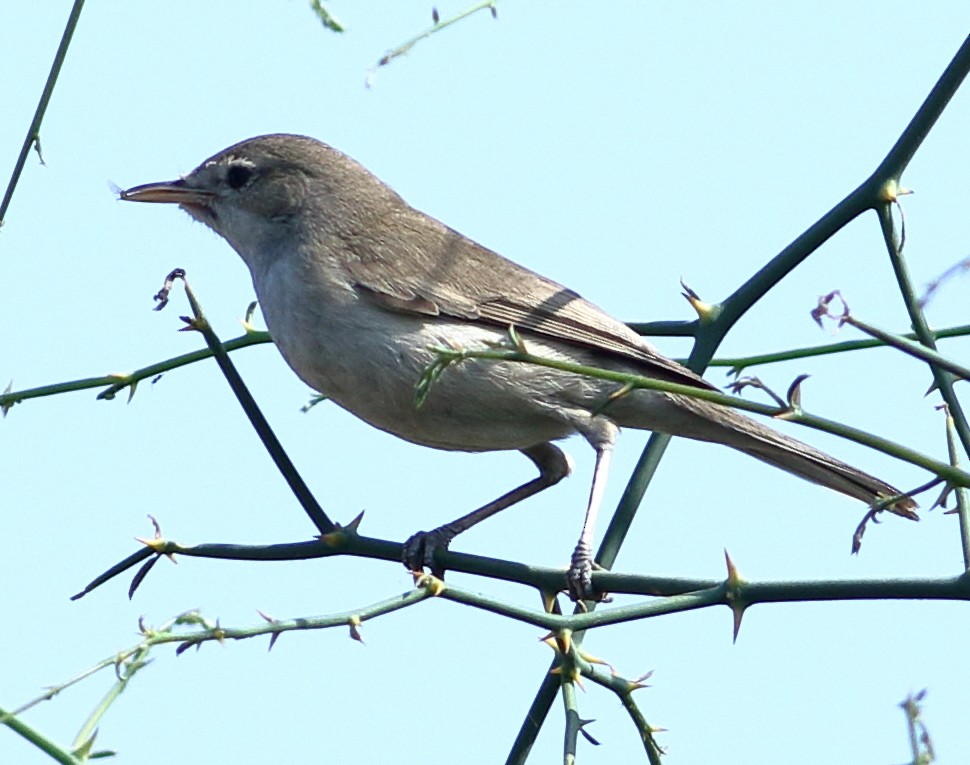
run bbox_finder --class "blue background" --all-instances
[2,4,969,763]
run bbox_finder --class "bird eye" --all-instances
[225,163,254,190]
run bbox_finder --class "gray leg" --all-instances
[403,442,572,578]
[566,440,615,601]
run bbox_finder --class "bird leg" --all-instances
[566,441,615,602]
[403,442,571,578]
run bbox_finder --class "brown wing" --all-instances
[345,205,716,391]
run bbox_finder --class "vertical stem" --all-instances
[878,204,970,456]
[943,409,970,570]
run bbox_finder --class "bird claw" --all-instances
[567,559,595,602]
[566,542,610,603]
[402,528,453,579]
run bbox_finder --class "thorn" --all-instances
[301,393,328,413]
[256,610,282,650]
[175,640,200,656]
[607,382,634,402]
[318,511,364,545]
[577,648,616,676]
[541,634,562,653]
[70,729,98,760]
[934,482,954,510]
[178,315,204,332]
[241,301,260,332]
[731,608,744,643]
[32,135,46,166]
[786,374,810,410]
[593,382,635,416]
[507,323,528,353]
[680,278,717,321]
[880,178,914,202]
[540,590,558,613]
[558,629,573,655]
[728,375,787,409]
[342,510,365,532]
[133,535,168,556]
[135,515,176,562]
[1,380,13,417]
[724,550,746,643]
[412,571,445,595]
[626,670,654,692]
[348,615,365,644]
[724,549,742,580]
[852,509,874,553]
[578,720,600,746]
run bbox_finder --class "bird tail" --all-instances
[619,391,919,519]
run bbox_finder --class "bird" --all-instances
[120,133,917,600]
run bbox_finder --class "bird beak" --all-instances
[120,178,215,206]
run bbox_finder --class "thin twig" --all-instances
[0,0,86,229]
[366,1,498,86]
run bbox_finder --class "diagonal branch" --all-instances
[0,0,86,230]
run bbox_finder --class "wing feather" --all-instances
[343,206,715,391]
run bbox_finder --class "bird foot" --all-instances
[566,541,610,603]
[402,528,453,579]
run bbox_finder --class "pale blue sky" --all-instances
[3,4,969,763]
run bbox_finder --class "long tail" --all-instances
[623,391,919,519]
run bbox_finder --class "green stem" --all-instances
[178,279,334,534]
[0,330,270,412]
[0,706,79,764]
[0,0,86,229]
[369,1,498,81]
[704,324,970,375]
[841,313,970,381]
[429,346,970,487]
[560,677,580,764]
[615,691,663,765]
[879,204,970,456]
[6,321,966,414]
[943,410,970,571]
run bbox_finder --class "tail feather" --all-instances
[621,391,919,519]
[740,440,918,519]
